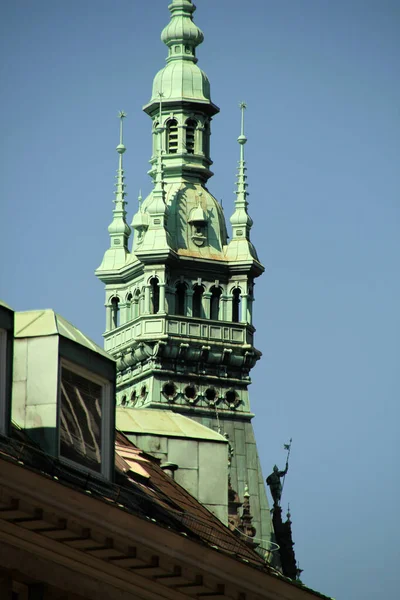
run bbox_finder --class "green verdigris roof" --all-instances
[116,408,228,442]
[14,309,113,361]
[150,60,211,103]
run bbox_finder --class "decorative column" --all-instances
[178,121,185,153]
[132,297,139,319]
[186,288,194,317]
[105,303,113,332]
[248,294,254,325]
[166,285,175,314]
[202,291,211,319]
[144,285,151,314]
[220,294,228,321]
[241,294,248,324]
[225,294,233,322]
[158,282,166,314]
[120,301,128,324]
[197,124,205,156]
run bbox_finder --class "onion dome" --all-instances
[144,0,218,114]
[161,1,204,56]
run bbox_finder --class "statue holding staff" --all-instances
[266,439,292,507]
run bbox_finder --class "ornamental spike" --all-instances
[230,102,253,239]
[107,111,130,249]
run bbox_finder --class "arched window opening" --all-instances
[111,297,120,328]
[150,278,160,314]
[167,119,178,154]
[232,288,241,323]
[130,390,137,407]
[175,282,187,316]
[210,286,222,321]
[185,119,197,154]
[192,285,204,318]
[126,293,133,322]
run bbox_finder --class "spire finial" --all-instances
[118,110,126,147]
[238,101,247,163]
[229,102,253,239]
[99,112,131,265]
[116,111,127,170]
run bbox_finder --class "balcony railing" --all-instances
[104,314,254,353]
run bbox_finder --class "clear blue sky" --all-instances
[1,1,399,598]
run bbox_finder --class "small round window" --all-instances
[184,384,197,401]
[162,381,177,400]
[205,387,217,404]
[225,389,240,408]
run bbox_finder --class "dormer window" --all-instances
[185,119,197,154]
[11,309,116,479]
[188,203,207,247]
[60,361,112,476]
[167,119,178,154]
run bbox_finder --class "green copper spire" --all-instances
[109,111,131,243]
[96,112,131,270]
[230,102,253,240]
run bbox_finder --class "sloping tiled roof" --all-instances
[5,425,264,566]
[115,431,266,565]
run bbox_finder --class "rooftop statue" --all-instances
[266,439,292,508]
[266,463,288,508]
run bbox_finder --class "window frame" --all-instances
[58,358,113,479]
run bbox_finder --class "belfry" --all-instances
[96,0,272,549]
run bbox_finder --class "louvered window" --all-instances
[186,119,196,154]
[60,363,111,475]
[167,119,178,154]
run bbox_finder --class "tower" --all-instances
[96,0,272,545]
